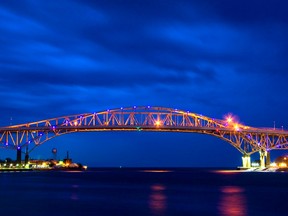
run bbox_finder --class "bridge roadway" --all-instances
[0,125,285,133]
[0,106,288,168]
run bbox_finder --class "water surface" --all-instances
[0,168,287,216]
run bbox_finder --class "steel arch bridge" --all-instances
[1,106,288,167]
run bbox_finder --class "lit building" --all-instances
[274,156,288,167]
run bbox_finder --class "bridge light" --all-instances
[74,121,78,126]
[155,120,161,126]
[226,116,233,123]
[234,124,240,131]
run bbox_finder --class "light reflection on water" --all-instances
[218,186,247,216]
[149,184,167,216]
[70,184,79,200]
[140,170,172,173]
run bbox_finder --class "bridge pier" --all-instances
[242,154,251,168]
[265,151,271,167]
[16,147,21,163]
[259,150,267,168]
[25,146,29,164]
[258,150,271,168]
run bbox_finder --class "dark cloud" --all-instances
[203,0,288,24]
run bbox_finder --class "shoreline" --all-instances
[1,166,287,172]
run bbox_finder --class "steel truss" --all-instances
[0,106,287,155]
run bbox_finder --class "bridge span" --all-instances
[1,106,288,168]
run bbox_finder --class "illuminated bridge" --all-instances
[1,106,288,168]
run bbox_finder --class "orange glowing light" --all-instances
[226,116,233,123]
[234,124,240,131]
[155,120,161,126]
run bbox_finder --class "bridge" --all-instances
[1,106,288,168]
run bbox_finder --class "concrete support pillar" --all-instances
[16,147,22,163]
[265,151,271,167]
[259,150,266,168]
[25,146,29,164]
[242,154,251,168]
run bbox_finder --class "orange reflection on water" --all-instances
[218,186,247,216]
[141,170,172,173]
[213,170,244,174]
[149,184,167,216]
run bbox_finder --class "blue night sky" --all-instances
[1,0,288,167]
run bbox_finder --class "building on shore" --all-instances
[274,155,288,167]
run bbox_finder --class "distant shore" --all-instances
[1,166,287,172]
